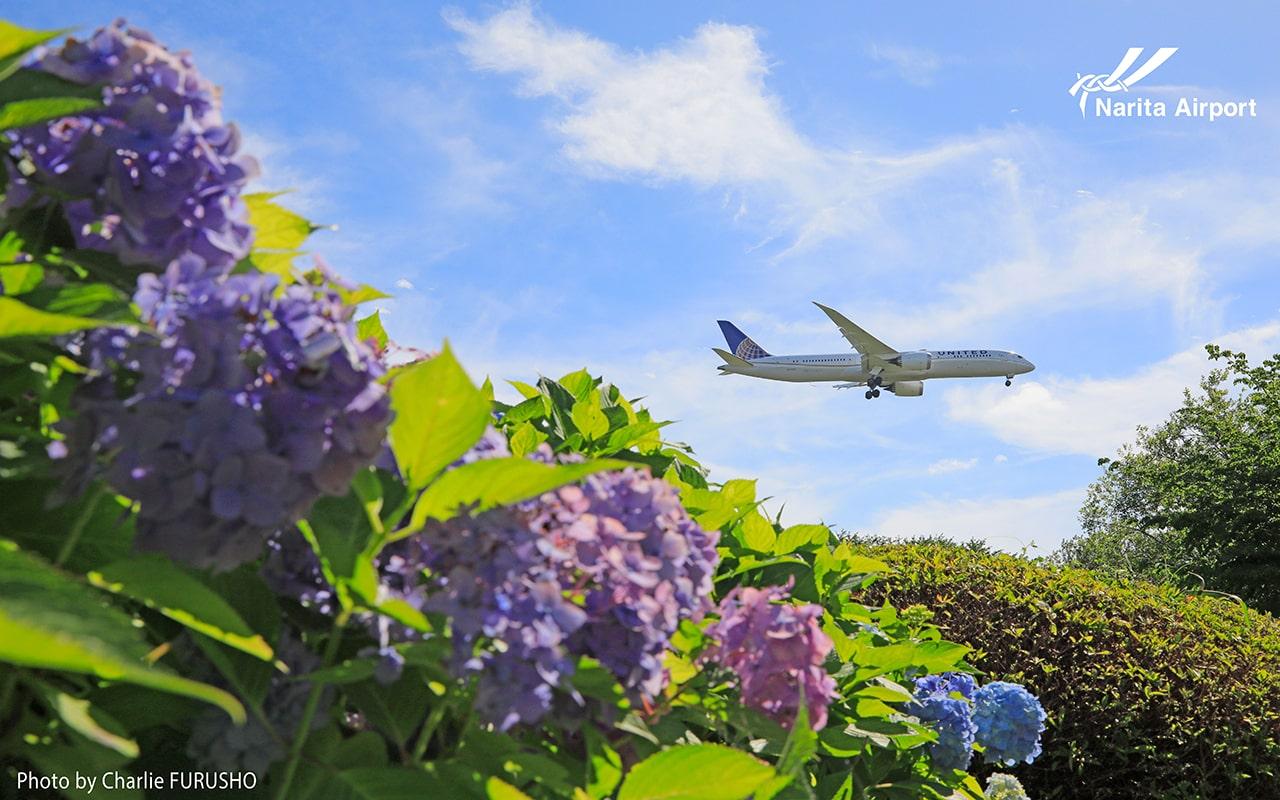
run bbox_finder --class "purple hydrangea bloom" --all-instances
[911,672,979,772]
[528,468,720,703]
[373,441,717,729]
[973,681,1046,766]
[702,583,838,730]
[6,20,256,273]
[55,265,391,569]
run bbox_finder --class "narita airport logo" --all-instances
[1069,47,1258,121]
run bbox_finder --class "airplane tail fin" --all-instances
[717,320,771,360]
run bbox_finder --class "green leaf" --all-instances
[559,368,595,401]
[740,510,777,553]
[508,422,546,458]
[487,777,534,800]
[571,398,609,441]
[0,541,244,722]
[0,263,43,295]
[315,766,463,800]
[357,310,389,350]
[617,744,777,800]
[507,380,540,399]
[244,192,316,250]
[776,700,818,782]
[387,344,491,489]
[585,728,623,799]
[406,457,625,531]
[42,688,139,758]
[774,524,830,555]
[245,249,301,280]
[0,21,65,80]
[0,66,101,104]
[88,554,273,662]
[0,96,98,128]
[0,296,114,338]
[339,284,392,305]
[721,479,757,505]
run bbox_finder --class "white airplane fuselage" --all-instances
[725,349,1033,384]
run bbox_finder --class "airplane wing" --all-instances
[812,302,897,356]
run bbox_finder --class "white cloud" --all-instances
[445,5,1005,254]
[866,43,943,87]
[926,457,978,475]
[945,321,1280,458]
[870,488,1085,553]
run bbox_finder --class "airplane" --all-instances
[712,302,1035,400]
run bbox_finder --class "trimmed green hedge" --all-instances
[850,542,1280,800]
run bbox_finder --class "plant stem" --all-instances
[410,702,447,763]
[273,618,346,800]
[55,485,105,567]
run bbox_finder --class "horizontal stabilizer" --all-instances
[713,347,753,368]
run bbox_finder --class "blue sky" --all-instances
[20,2,1280,551]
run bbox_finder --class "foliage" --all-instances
[853,541,1280,800]
[1059,345,1280,610]
[0,17,1032,800]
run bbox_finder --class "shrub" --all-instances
[851,542,1280,799]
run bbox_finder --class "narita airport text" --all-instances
[1094,96,1258,121]
[16,770,258,793]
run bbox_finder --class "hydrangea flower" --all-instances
[911,672,978,772]
[6,20,256,273]
[973,681,1046,766]
[345,435,715,728]
[55,265,391,569]
[984,773,1030,800]
[702,582,837,730]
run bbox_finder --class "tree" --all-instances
[1057,345,1280,611]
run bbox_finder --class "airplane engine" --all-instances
[887,380,924,397]
[891,352,931,371]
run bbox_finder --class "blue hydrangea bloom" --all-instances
[911,672,978,772]
[973,681,1047,766]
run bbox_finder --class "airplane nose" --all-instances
[1022,360,1036,374]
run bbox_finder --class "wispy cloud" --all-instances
[866,43,944,87]
[444,4,1006,256]
[945,320,1280,458]
[870,488,1085,552]
[926,457,978,475]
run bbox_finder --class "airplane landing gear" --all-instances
[864,388,882,399]
[868,375,883,389]
[1005,376,1013,387]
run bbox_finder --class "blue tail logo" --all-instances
[717,320,771,360]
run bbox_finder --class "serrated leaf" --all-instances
[507,380,540,399]
[509,422,546,458]
[387,344,491,490]
[559,369,595,401]
[740,510,777,553]
[0,296,113,338]
[617,744,777,800]
[0,96,98,128]
[244,193,316,250]
[571,398,609,441]
[404,457,626,531]
[340,284,392,305]
[89,554,273,662]
[721,479,757,505]
[354,310,389,350]
[774,524,829,555]
[0,541,244,722]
